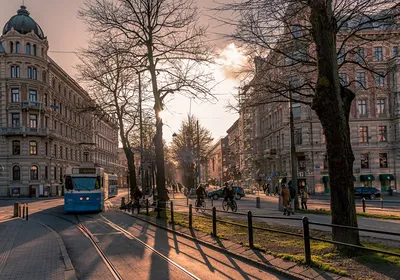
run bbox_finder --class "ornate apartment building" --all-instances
[0,6,119,197]
[237,7,400,194]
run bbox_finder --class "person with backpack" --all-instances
[300,189,309,209]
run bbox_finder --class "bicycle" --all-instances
[195,197,206,213]
[222,198,237,212]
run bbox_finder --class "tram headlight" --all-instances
[79,197,83,201]
[86,197,90,201]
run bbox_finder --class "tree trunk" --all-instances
[124,147,137,202]
[309,0,360,251]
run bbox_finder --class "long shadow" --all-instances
[149,218,171,280]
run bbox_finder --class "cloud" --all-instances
[216,43,248,81]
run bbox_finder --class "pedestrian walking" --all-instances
[262,183,267,194]
[288,181,296,214]
[274,185,279,196]
[300,189,309,209]
[281,184,291,216]
[266,184,271,196]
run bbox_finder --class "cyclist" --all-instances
[196,184,207,207]
[222,182,235,208]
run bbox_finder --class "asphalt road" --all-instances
[0,193,288,280]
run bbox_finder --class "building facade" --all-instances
[237,8,400,194]
[207,137,229,185]
[0,6,119,197]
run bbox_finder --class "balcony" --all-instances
[0,127,49,137]
[22,100,43,111]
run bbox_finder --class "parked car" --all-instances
[207,186,245,200]
[354,187,381,199]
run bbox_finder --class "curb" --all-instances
[122,211,309,280]
[31,219,77,280]
[0,216,16,223]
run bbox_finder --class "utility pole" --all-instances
[289,87,299,209]
[197,119,200,184]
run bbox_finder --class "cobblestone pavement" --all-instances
[0,219,66,280]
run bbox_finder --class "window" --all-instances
[26,43,31,54]
[10,42,13,53]
[375,72,384,87]
[12,140,20,155]
[376,99,385,115]
[30,165,38,180]
[356,47,365,63]
[323,154,329,169]
[44,166,48,179]
[54,144,57,158]
[358,100,367,116]
[54,166,57,180]
[60,146,63,159]
[292,25,301,39]
[12,166,20,181]
[45,142,48,156]
[361,153,369,169]
[339,73,348,86]
[12,113,20,127]
[27,67,32,79]
[359,126,368,143]
[33,45,37,56]
[394,47,398,57]
[29,114,38,128]
[11,88,19,103]
[356,72,366,88]
[29,90,37,101]
[374,47,383,61]
[378,126,387,142]
[42,70,47,82]
[11,66,20,78]
[44,94,48,106]
[338,47,345,63]
[28,67,36,79]
[292,103,301,119]
[295,129,302,145]
[59,168,63,183]
[29,141,37,155]
[16,42,20,53]
[380,153,388,168]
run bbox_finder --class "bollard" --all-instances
[25,204,29,221]
[170,201,174,224]
[302,217,311,265]
[13,202,18,217]
[157,200,161,218]
[189,204,193,229]
[212,207,217,237]
[247,211,254,248]
[146,199,149,215]
[137,200,141,215]
[22,204,25,219]
[362,198,366,213]
[380,197,383,209]
[18,203,21,217]
[256,197,260,208]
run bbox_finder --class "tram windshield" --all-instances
[66,177,100,191]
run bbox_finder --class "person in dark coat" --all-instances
[288,181,296,214]
[281,184,291,216]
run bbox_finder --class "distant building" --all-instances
[207,137,230,185]
[0,6,119,197]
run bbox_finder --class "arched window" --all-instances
[26,43,31,54]
[30,165,38,180]
[12,166,20,181]
[9,41,13,53]
[16,42,20,53]
[33,45,37,56]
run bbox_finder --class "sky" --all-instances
[0,0,245,144]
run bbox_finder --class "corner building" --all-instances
[0,6,119,197]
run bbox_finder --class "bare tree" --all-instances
[79,0,214,215]
[171,115,214,190]
[218,0,400,250]
[77,32,142,201]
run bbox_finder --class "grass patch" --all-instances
[299,208,400,220]
[140,208,400,279]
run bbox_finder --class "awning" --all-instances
[360,174,375,182]
[379,174,395,181]
[279,177,287,184]
[322,176,329,183]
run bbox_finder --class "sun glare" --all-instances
[216,43,247,80]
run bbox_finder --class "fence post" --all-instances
[22,204,25,219]
[211,197,213,207]
[247,211,254,249]
[25,204,28,221]
[18,203,21,217]
[212,207,217,237]
[13,202,18,217]
[146,199,149,215]
[189,204,193,229]
[256,197,260,208]
[187,195,189,206]
[362,198,366,213]
[302,217,311,265]
[137,200,141,214]
[170,201,174,224]
[157,200,161,218]
[380,197,383,209]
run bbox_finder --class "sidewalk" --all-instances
[126,211,349,280]
[0,218,75,280]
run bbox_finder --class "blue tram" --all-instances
[64,166,106,213]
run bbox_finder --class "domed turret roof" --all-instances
[2,6,45,39]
